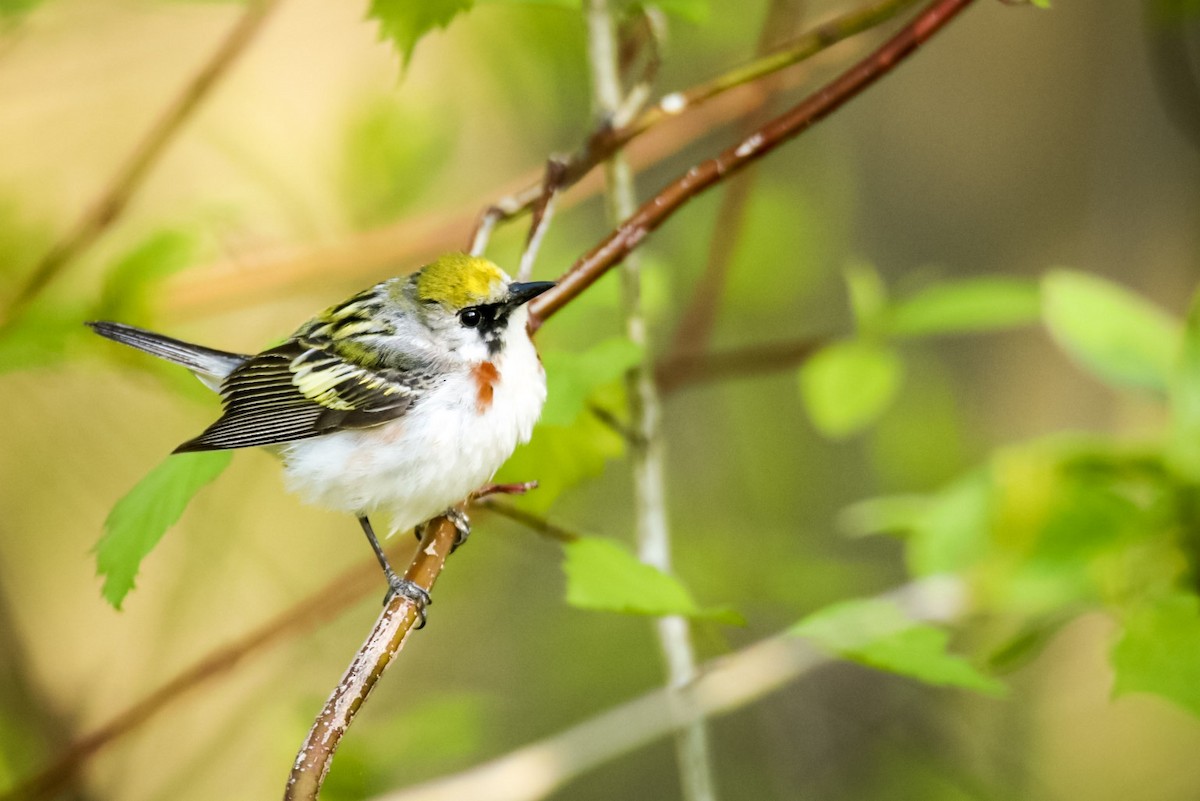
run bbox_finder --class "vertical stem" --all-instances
[583,4,718,801]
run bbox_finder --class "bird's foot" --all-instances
[382,572,432,629]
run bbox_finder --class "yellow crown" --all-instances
[415,254,506,308]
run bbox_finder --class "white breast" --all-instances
[278,332,546,535]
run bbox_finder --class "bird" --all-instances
[89,253,554,619]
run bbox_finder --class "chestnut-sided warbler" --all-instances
[89,254,553,615]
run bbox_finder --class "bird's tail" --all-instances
[87,321,248,384]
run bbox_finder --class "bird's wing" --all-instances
[174,339,433,452]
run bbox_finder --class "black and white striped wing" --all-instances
[173,341,425,452]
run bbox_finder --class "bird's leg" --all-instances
[358,515,431,627]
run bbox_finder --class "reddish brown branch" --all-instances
[284,513,460,801]
[528,0,976,330]
[1,0,280,326]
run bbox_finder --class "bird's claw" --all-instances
[411,509,471,552]
[382,574,432,629]
[446,507,471,552]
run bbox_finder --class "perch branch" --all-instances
[284,513,461,800]
[1,0,281,327]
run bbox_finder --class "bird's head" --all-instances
[405,253,553,361]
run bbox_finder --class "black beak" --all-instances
[506,281,555,307]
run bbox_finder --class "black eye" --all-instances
[459,308,481,328]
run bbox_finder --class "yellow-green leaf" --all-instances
[368,0,474,65]
[539,337,642,426]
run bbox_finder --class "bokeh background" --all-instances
[1,0,1199,799]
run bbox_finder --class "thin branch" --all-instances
[478,499,581,544]
[1,0,281,327]
[515,159,568,281]
[584,3,717,801]
[160,0,910,321]
[284,513,460,801]
[528,0,979,331]
[373,578,965,801]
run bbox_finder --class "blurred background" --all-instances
[1,0,1199,799]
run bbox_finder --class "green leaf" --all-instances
[798,340,903,437]
[367,0,475,65]
[95,451,232,609]
[887,277,1040,338]
[1112,591,1200,717]
[791,597,1005,696]
[563,537,743,624]
[539,337,642,426]
[1042,270,1180,395]
[1169,290,1200,481]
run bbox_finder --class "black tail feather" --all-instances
[86,321,248,378]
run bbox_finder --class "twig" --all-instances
[477,499,581,544]
[284,513,460,800]
[1,0,281,327]
[668,0,806,356]
[584,3,717,801]
[528,0,979,331]
[373,578,965,801]
[515,160,568,281]
[164,0,907,323]
[587,401,641,445]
